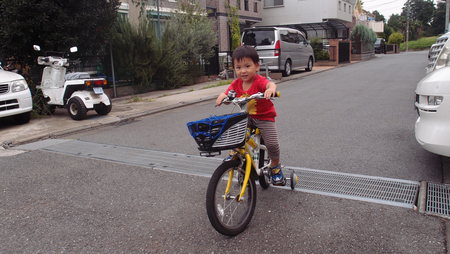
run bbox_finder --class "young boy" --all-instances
[215,45,285,186]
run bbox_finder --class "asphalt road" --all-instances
[67,50,441,183]
[1,51,448,253]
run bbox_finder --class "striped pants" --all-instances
[251,118,280,161]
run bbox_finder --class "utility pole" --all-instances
[446,0,449,32]
[157,0,161,38]
[406,0,410,52]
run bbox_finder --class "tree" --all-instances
[388,32,404,45]
[226,4,241,51]
[383,24,394,41]
[0,0,120,66]
[388,14,406,33]
[399,0,435,38]
[430,2,447,35]
[372,10,385,23]
[351,24,377,53]
[351,24,377,44]
[163,0,216,85]
[401,0,435,27]
[110,0,216,90]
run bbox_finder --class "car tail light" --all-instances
[274,40,281,56]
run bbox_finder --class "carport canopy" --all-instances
[279,19,350,39]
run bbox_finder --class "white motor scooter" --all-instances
[33,45,112,120]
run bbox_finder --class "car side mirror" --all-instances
[70,47,78,53]
[33,45,41,51]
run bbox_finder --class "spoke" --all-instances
[226,202,240,225]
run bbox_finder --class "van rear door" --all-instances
[242,28,278,67]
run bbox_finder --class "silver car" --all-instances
[241,27,314,76]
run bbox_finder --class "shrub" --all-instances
[351,24,377,44]
[388,32,404,45]
[110,1,216,91]
[310,38,329,61]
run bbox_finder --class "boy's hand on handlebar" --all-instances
[264,87,276,99]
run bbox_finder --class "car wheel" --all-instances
[67,97,87,120]
[282,60,291,77]
[14,112,31,124]
[305,57,313,72]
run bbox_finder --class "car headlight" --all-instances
[11,79,29,92]
[427,96,443,105]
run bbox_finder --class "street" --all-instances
[1,51,448,253]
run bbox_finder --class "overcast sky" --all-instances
[363,0,440,20]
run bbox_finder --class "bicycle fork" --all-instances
[224,153,252,202]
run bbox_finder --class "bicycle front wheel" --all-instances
[206,160,257,236]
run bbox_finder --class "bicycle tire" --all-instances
[258,139,271,189]
[206,160,257,236]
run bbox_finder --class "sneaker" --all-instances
[271,164,286,186]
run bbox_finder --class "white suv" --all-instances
[415,33,450,156]
[0,70,33,124]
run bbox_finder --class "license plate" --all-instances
[93,87,103,94]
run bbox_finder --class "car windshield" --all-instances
[375,38,383,45]
[242,30,275,46]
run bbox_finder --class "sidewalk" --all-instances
[0,66,336,147]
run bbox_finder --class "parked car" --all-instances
[374,38,386,54]
[414,34,450,156]
[0,69,33,124]
[241,26,315,76]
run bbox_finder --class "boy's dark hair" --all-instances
[232,46,259,65]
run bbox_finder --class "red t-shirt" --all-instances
[225,74,277,122]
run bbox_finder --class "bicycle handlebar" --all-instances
[223,91,280,106]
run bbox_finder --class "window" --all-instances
[339,1,341,11]
[344,3,346,12]
[242,30,275,46]
[237,0,241,10]
[280,31,299,43]
[264,0,283,8]
[254,2,258,12]
[244,0,249,11]
[349,5,352,14]
[298,33,306,43]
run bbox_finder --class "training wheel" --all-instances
[289,171,299,190]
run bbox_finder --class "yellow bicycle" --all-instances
[187,91,298,236]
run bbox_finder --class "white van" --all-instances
[414,33,450,156]
[241,27,314,76]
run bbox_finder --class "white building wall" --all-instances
[259,0,352,26]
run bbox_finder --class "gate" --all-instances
[339,41,350,63]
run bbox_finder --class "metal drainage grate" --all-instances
[287,167,419,208]
[17,139,420,209]
[426,183,450,218]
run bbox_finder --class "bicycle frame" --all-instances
[224,126,271,201]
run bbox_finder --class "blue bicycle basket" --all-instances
[187,112,248,152]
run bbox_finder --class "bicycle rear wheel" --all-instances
[206,160,257,236]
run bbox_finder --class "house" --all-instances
[353,0,384,33]
[206,0,263,52]
[257,0,354,40]
[119,0,263,53]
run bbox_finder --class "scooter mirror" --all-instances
[70,47,78,53]
[33,45,41,51]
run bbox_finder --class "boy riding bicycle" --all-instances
[215,45,286,186]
